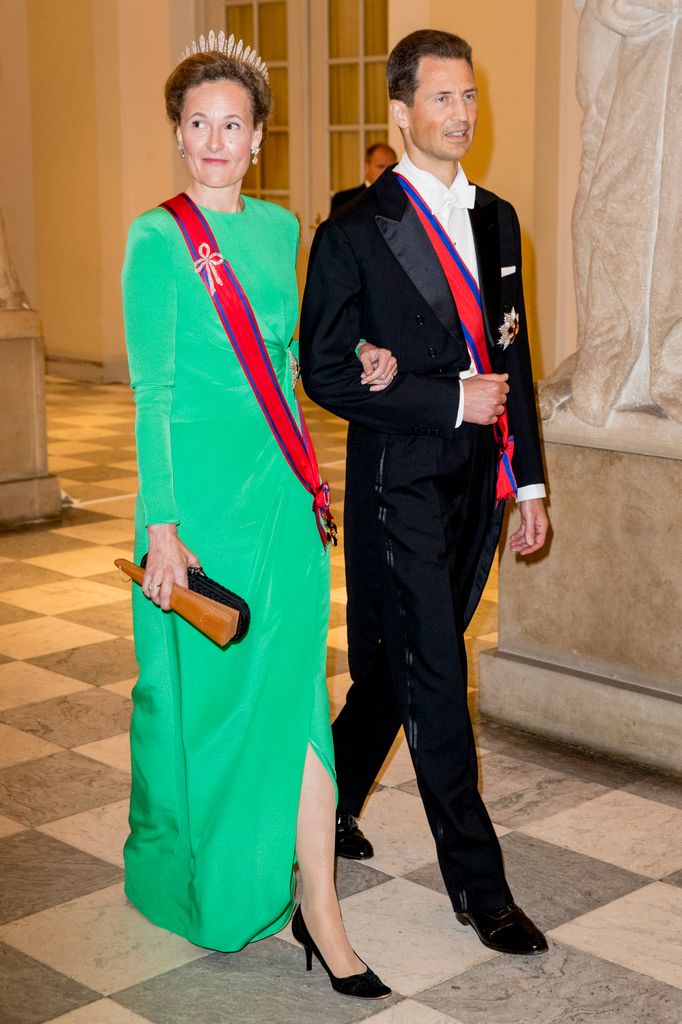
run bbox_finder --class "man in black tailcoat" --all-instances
[300,29,549,955]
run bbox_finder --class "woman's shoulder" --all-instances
[126,205,177,247]
[243,196,298,234]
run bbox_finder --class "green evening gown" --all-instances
[121,196,334,952]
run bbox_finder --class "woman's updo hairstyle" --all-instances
[165,51,273,140]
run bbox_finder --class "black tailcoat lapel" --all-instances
[373,171,504,369]
[373,173,467,352]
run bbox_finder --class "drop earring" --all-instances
[178,144,185,159]
[250,146,260,165]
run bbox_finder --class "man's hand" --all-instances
[509,498,549,556]
[462,373,509,425]
[358,342,398,392]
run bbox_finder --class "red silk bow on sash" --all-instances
[160,192,336,547]
[395,174,517,504]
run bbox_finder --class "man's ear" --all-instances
[390,99,409,130]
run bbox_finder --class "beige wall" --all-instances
[1,0,195,381]
[27,0,105,374]
[0,0,37,304]
[2,0,580,381]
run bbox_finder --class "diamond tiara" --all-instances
[178,30,269,83]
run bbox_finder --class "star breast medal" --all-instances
[498,307,520,349]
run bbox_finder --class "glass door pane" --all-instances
[218,0,291,207]
[325,0,389,199]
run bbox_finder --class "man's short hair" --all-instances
[386,30,473,107]
[365,142,395,162]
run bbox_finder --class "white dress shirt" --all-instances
[394,153,545,502]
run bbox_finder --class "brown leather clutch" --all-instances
[115,558,240,647]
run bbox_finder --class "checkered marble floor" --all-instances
[0,377,681,1024]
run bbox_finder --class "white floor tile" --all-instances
[326,625,348,651]
[96,477,139,493]
[521,790,682,878]
[0,721,62,768]
[47,427,120,441]
[38,799,130,867]
[1,579,128,615]
[551,882,682,990]
[44,1000,153,1024]
[74,733,130,772]
[0,661,92,711]
[52,414,131,428]
[80,497,138,518]
[328,672,352,709]
[0,617,114,659]
[46,441,108,456]
[25,547,135,579]
[289,878,495,998]
[0,813,26,838]
[102,677,137,699]
[53,521,136,545]
[361,788,435,877]
[0,884,208,995]
[365,1000,464,1024]
[376,732,416,788]
[47,456,94,473]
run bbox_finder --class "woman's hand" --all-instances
[358,342,398,392]
[142,524,201,611]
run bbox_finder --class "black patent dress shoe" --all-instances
[456,903,548,955]
[291,905,391,999]
[335,813,374,860]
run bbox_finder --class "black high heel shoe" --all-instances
[291,905,391,1000]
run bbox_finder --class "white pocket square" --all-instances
[501,265,516,277]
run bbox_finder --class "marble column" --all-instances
[0,310,61,528]
[480,410,682,775]
[480,0,682,776]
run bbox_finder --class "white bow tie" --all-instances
[435,183,477,212]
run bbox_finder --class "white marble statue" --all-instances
[540,0,682,425]
[0,207,29,311]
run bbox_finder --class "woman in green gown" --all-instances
[121,38,390,998]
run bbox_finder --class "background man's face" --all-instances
[396,57,478,169]
[364,145,397,184]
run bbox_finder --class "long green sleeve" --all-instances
[122,216,180,525]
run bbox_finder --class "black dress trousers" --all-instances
[333,422,512,913]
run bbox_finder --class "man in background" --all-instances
[330,142,398,212]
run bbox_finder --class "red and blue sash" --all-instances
[395,174,517,503]
[160,192,336,547]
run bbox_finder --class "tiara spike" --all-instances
[175,29,269,83]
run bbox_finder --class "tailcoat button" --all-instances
[415,314,425,325]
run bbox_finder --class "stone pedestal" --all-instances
[0,310,61,528]
[480,408,682,776]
